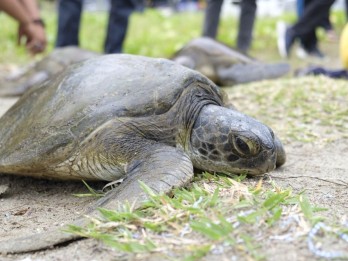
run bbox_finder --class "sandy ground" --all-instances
[0,35,347,260]
[0,75,347,261]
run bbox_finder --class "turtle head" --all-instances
[188,105,285,176]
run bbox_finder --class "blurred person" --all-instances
[295,23,348,79]
[297,0,335,37]
[0,0,46,55]
[202,0,257,54]
[277,0,335,58]
[56,0,142,53]
[296,0,336,58]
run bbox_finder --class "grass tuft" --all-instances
[65,173,342,259]
[72,180,105,198]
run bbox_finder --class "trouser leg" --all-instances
[300,30,317,51]
[202,0,223,38]
[298,0,321,51]
[296,0,305,17]
[290,0,335,40]
[104,0,135,54]
[237,0,257,53]
[56,0,82,47]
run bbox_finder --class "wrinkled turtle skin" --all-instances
[172,37,290,86]
[0,54,285,253]
[0,47,98,97]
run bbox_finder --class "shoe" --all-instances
[277,21,295,58]
[296,46,308,59]
[307,47,325,58]
[294,66,321,77]
[296,45,325,59]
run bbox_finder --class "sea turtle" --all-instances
[0,54,285,253]
[0,38,290,97]
[172,37,290,86]
[0,47,98,97]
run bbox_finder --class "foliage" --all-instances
[0,5,346,64]
[66,173,329,260]
[1,5,347,260]
[225,77,348,144]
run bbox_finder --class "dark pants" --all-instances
[237,0,257,53]
[202,0,223,39]
[56,0,82,47]
[202,0,257,53]
[296,0,333,51]
[104,0,135,53]
[56,0,135,53]
[290,0,335,51]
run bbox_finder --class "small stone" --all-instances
[0,184,9,196]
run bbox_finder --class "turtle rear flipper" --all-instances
[217,62,290,86]
[0,71,49,97]
[0,145,193,254]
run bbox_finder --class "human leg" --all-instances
[56,0,82,47]
[236,0,257,53]
[278,0,334,57]
[290,0,335,40]
[202,0,223,38]
[296,0,305,17]
[104,0,135,53]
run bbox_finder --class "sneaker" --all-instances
[296,46,308,59]
[307,47,325,58]
[277,21,294,58]
[294,66,320,77]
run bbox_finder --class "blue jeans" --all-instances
[56,0,136,53]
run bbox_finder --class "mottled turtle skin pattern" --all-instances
[172,37,290,86]
[0,54,284,180]
[0,54,285,253]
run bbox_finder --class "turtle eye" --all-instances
[232,135,260,157]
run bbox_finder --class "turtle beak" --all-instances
[254,149,277,175]
[274,135,286,168]
[248,134,285,175]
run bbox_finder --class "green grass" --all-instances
[66,173,329,260]
[0,5,346,65]
[1,5,347,260]
[72,180,105,198]
[0,7,204,64]
[225,77,348,144]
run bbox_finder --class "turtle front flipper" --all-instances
[0,228,81,254]
[0,145,193,254]
[94,145,194,210]
[216,62,290,86]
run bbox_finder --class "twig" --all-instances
[267,175,348,187]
